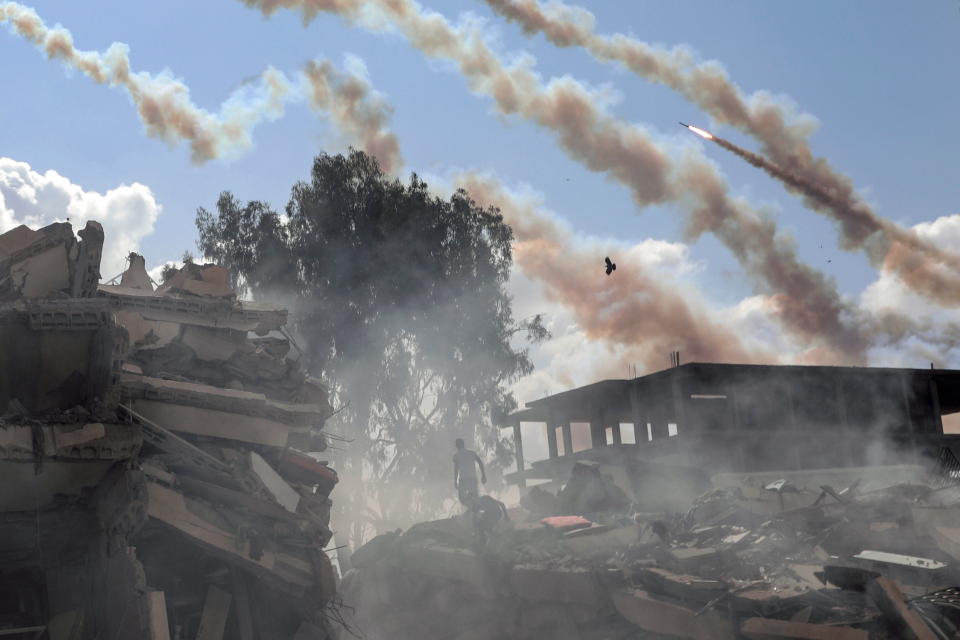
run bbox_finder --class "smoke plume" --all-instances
[452,170,780,370]
[236,0,881,362]
[707,133,960,306]
[478,0,960,306]
[0,3,403,172]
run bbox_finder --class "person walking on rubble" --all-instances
[453,438,486,504]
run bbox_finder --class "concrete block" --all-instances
[146,482,314,591]
[141,591,172,640]
[741,617,867,640]
[196,586,232,640]
[131,400,299,447]
[613,588,735,640]
[249,452,299,513]
[563,524,638,554]
[670,546,719,565]
[181,325,241,361]
[520,603,597,630]
[399,542,485,585]
[511,564,600,606]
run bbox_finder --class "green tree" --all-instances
[196,149,547,564]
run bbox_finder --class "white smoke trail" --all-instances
[0,3,403,172]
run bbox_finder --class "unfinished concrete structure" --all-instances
[0,221,339,640]
[504,363,960,489]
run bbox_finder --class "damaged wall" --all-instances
[0,221,341,640]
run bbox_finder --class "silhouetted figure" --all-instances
[453,438,486,504]
[469,494,509,544]
[605,256,616,276]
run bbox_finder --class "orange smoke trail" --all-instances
[706,133,960,306]
[452,171,779,371]
[237,0,876,362]
[0,3,403,172]
[479,0,960,307]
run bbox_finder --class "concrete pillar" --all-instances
[671,375,686,433]
[786,385,797,429]
[931,379,944,434]
[835,378,849,429]
[730,384,742,431]
[589,405,607,448]
[512,419,526,488]
[630,382,643,444]
[546,412,559,459]
[611,419,622,445]
[561,417,573,456]
[900,372,913,432]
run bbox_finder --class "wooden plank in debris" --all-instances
[741,617,868,640]
[867,577,938,640]
[196,586,232,640]
[230,568,256,640]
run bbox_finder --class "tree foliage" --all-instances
[196,150,547,552]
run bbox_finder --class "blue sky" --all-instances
[3,0,960,409]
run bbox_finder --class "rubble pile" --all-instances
[0,221,340,640]
[338,460,960,640]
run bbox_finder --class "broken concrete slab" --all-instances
[128,400,306,448]
[839,550,949,587]
[511,564,601,606]
[0,422,141,462]
[740,617,868,640]
[12,242,71,298]
[398,541,487,586]
[0,222,76,301]
[519,602,597,631]
[180,325,242,361]
[145,481,318,595]
[122,373,326,430]
[0,299,128,415]
[248,451,300,513]
[97,284,286,333]
[562,523,638,554]
[140,591,172,640]
[196,586,232,640]
[613,588,736,640]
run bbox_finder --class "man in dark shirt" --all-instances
[469,494,509,544]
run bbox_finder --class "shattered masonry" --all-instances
[340,458,960,639]
[0,220,338,640]
[334,360,960,636]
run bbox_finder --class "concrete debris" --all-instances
[0,222,339,639]
[337,458,960,640]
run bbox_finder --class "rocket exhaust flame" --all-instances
[680,123,713,140]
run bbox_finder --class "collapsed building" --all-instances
[0,221,339,640]
[9,219,960,640]
[333,372,960,637]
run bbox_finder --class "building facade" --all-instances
[503,363,960,488]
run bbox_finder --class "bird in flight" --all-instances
[605,257,616,276]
